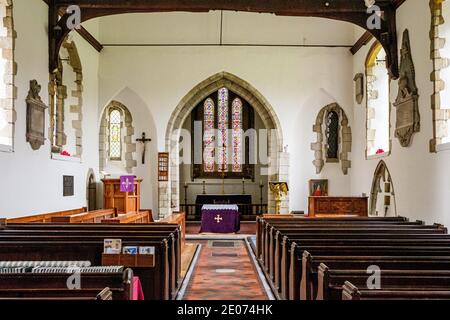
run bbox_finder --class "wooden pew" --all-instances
[6,208,87,224]
[342,281,450,300]
[316,259,450,300]
[0,269,133,300]
[0,287,113,300]
[274,226,446,299]
[161,212,186,248]
[0,223,180,300]
[256,216,409,258]
[50,209,117,223]
[101,211,151,224]
[262,221,447,299]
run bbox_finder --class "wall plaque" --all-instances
[158,152,169,181]
[394,29,420,147]
[63,175,74,197]
[26,80,47,150]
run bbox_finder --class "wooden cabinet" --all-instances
[308,197,368,217]
[102,179,142,214]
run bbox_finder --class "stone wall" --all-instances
[0,0,16,151]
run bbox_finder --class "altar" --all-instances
[200,205,241,234]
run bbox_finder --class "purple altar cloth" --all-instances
[200,208,240,234]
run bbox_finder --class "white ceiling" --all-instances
[83,11,364,46]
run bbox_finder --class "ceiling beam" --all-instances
[350,31,374,55]
[48,0,400,78]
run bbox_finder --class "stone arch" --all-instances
[162,71,286,218]
[99,100,136,174]
[370,160,397,217]
[48,38,83,157]
[311,103,351,175]
[0,0,17,152]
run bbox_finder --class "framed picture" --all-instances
[309,179,329,197]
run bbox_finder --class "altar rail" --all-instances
[180,204,268,221]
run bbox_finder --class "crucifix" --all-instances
[136,132,152,164]
[214,214,223,224]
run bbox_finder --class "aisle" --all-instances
[182,240,269,300]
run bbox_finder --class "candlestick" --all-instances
[202,181,206,195]
[259,182,264,214]
[242,178,246,195]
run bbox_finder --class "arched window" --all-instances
[193,88,254,179]
[232,98,243,172]
[109,108,122,160]
[325,111,339,161]
[99,101,136,174]
[203,98,215,172]
[0,0,15,152]
[370,161,397,217]
[311,103,352,175]
[366,42,390,158]
[430,0,450,151]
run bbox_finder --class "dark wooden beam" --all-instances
[350,31,374,55]
[48,0,400,78]
[75,27,103,52]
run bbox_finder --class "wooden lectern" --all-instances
[102,179,142,214]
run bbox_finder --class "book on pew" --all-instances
[123,246,138,255]
[104,239,122,254]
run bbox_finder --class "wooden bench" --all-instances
[342,281,450,300]
[258,217,450,300]
[6,207,87,224]
[0,287,113,300]
[0,223,181,300]
[0,269,133,300]
[316,259,450,300]
[101,211,152,224]
[50,209,117,223]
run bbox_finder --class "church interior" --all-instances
[1,0,450,302]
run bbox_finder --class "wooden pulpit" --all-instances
[102,179,142,214]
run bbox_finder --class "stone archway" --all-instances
[160,71,286,218]
[370,160,397,217]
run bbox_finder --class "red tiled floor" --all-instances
[183,240,268,300]
[186,222,256,235]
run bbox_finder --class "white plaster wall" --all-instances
[0,0,100,218]
[98,44,354,213]
[351,0,450,226]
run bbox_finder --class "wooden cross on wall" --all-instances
[136,132,152,164]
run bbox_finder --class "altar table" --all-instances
[200,205,240,234]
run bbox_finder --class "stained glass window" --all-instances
[218,88,229,172]
[203,98,215,172]
[109,109,122,160]
[326,111,339,160]
[232,98,243,172]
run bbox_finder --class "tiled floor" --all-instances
[182,240,268,300]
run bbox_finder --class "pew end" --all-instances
[341,281,360,300]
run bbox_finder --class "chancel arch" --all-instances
[311,103,352,175]
[0,0,16,152]
[365,41,391,158]
[163,72,286,219]
[99,100,137,174]
[370,160,397,217]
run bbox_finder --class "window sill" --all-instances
[51,153,82,163]
[436,142,450,152]
[367,151,390,160]
[0,144,13,153]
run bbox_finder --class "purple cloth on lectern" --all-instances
[120,175,135,193]
[200,207,240,234]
